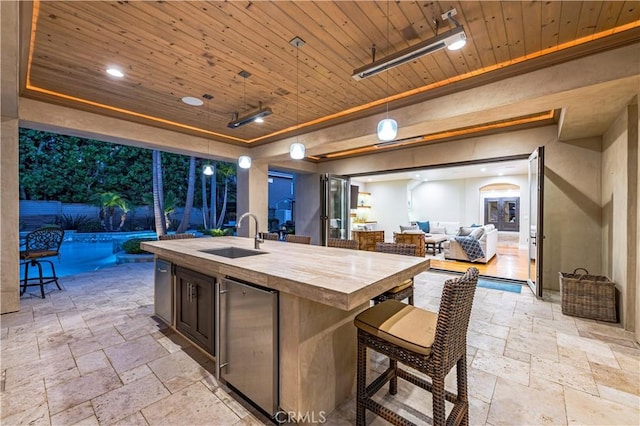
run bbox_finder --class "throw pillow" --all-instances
[416,220,430,233]
[469,227,485,240]
[430,225,446,235]
[399,224,419,232]
[457,226,474,236]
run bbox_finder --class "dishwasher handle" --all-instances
[216,282,229,379]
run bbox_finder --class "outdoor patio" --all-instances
[1,263,638,425]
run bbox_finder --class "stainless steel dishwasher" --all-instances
[154,258,172,325]
[217,277,278,416]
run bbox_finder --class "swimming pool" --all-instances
[19,231,157,278]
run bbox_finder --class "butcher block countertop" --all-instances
[142,236,429,311]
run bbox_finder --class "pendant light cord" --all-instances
[386,0,390,119]
[296,43,300,135]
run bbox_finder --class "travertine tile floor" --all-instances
[1,263,639,425]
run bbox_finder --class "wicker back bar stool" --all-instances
[158,233,195,240]
[20,227,65,298]
[373,242,416,305]
[354,267,479,426]
[327,238,359,250]
[285,234,311,244]
[259,232,280,241]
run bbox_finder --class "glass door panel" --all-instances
[320,174,350,245]
[527,147,544,297]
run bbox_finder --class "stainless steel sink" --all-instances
[199,247,266,259]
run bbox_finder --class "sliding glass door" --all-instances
[527,147,544,297]
[320,174,350,246]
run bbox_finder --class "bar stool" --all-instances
[374,242,416,305]
[354,267,479,426]
[20,227,65,298]
[327,238,358,250]
[259,232,280,241]
[285,234,311,244]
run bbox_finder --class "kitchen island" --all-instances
[141,236,429,418]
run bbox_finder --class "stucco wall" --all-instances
[295,173,321,245]
[602,106,631,326]
[365,180,409,242]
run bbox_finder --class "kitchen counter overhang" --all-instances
[142,236,430,311]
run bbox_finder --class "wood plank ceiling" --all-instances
[23,1,640,148]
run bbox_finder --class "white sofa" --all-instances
[442,225,498,263]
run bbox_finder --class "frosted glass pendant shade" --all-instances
[377,118,398,141]
[289,142,305,159]
[238,155,252,169]
[202,164,214,176]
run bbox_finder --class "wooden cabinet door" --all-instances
[175,267,215,355]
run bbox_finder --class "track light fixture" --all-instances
[227,102,272,129]
[352,10,467,81]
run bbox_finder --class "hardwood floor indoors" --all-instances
[429,232,530,282]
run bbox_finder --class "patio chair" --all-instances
[327,238,358,250]
[19,227,65,298]
[354,267,479,426]
[373,242,416,305]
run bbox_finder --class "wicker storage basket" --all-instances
[559,268,617,322]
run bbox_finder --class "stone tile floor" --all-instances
[1,263,638,425]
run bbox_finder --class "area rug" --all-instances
[477,278,522,293]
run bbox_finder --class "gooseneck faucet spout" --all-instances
[236,212,264,249]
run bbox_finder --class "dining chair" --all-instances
[354,267,479,426]
[20,227,65,298]
[374,242,416,305]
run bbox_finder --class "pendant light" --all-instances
[289,37,306,160]
[237,70,252,168]
[377,1,398,142]
[238,155,252,169]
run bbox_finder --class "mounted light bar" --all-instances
[352,26,466,81]
[227,105,273,129]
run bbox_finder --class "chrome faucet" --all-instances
[236,212,264,249]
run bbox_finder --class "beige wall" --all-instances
[636,99,640,341]
[602,97,639,331]
[317,125,606,292]
[365,180,409,242]
[1,0,20,314]
[295,173,321,245]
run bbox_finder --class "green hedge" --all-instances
[121,238,155,254]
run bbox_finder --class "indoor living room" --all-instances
[351,158,531,281]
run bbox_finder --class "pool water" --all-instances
[20,241,117,278]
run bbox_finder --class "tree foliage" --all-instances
[19,129,238,225]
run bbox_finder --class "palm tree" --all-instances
[116,198,131,231]
[215,163,236,229]
[92,191,124,231]
[152,150,166,236]
[177,156,196,233]
[201,168,209,229]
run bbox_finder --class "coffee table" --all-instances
[425,234,448,255]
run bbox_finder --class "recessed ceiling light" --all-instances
[423,179,429,182]
[181,96,203,106]
[367,178,372,182]
[498,172,504,176]
[415,174,420,178]
[106,68,124,78]
[481,167,487,172]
